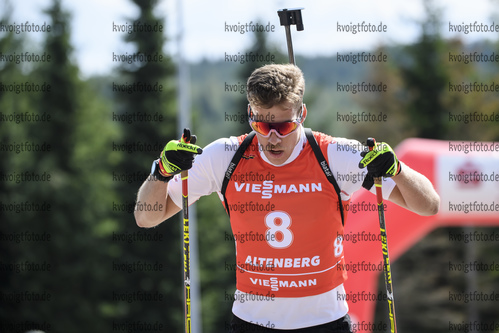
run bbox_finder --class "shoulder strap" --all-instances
[221,129,345,225]
[221,132,256,217]
[304,128,345,226]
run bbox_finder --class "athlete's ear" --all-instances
[247,104,253,120]
[300,104,307,123]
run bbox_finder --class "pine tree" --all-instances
[0,0,119,331]
[399,0,449,140]
[111,0,182,330]
[0,1,30,327]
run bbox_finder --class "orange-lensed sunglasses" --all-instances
[248,104,306,138]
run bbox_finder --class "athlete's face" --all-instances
[250,101,304,165]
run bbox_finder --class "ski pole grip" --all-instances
[367,137,376,151]
[366,137,382,185]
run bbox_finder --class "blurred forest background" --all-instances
[1,0,498,332]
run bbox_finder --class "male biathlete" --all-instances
[134,64,440,332]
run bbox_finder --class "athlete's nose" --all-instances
[267,131,281,145]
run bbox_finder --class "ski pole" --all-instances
[277,8,304,65]
[367,138,398,333]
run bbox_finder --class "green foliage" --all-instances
[1,0,119,331]
[110,0,182,331]
[1,0,498,331]
[399,0,449,140]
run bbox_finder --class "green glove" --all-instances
[359,140,401,190]
[158,128,203,177]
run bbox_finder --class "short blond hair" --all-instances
[247,64,305,110]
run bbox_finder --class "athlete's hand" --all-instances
[359,140,401,189]
[158,128,203,177]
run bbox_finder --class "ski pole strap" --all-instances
[304,128,345,226]
[221,132,257,217]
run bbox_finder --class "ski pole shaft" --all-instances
[182,170,191,333]
[367,138,398,333]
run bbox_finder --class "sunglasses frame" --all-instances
[247,104,306,138]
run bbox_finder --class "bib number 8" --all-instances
[265,211,293,249]
[334,235,343,257]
